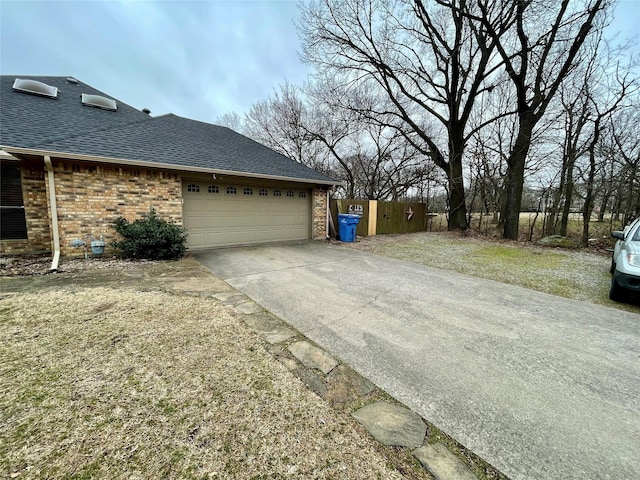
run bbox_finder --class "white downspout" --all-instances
[325,188,330,239]
[44,156,61,272]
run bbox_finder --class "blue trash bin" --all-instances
[338,213,361,242]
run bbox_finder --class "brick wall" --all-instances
[49,161,182,257]
[0,166,51,255]
[312,187,328,240]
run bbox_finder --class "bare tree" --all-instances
[558,84,593,236]
[537,25,637,242]
[467,79,516,223]
[299,0,514,230]
[243,76,438,200]
[347,123,427,199]
[475,0,611,239]
[216,111,243,131]
[580,57,636,243]
[243,81,327,170]
[611,106,640,222]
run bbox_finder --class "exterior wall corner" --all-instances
[312,186,329,240]
[0,165,51,255]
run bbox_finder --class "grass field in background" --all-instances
[424,212,626,245]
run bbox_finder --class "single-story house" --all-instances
[0,76,336,265]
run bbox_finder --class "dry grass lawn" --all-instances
[1,286,410,479]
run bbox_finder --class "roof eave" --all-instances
[1,145,339,186]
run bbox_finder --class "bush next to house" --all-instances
[112,208,188,260]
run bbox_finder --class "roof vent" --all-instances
[81,93,117,111]
[66,77,79,84]
[12,78,58,99]
[142,108,151,115]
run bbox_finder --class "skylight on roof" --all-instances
[81,93,117,111]
[12,78,58,98]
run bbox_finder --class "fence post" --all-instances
[368,200,378,236]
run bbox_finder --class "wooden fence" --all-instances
[330,199,431,237]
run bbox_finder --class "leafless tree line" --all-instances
[217,0,639,241]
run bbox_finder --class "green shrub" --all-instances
[112,208,188,260]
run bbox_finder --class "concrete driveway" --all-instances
[194,241,640,480]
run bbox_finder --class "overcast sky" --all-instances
[1,0,638,125]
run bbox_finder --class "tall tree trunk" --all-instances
[546,144,570,235]
[581,159,596,247]
[626,163,639,221]
[559,157,575,236]
[545,186,563,236]
[502,161,525,239]
[502,116,534,240]
[597,189,609,222]
[448,127,468,230]
[581,121,600,246]
[448,157,468,230]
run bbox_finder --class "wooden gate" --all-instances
[376,201,427,234]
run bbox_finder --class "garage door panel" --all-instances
[204,216,219,228]
[183,182,311,249]
[187,232,206,247]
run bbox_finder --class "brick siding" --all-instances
[312,187,328,240]
[50,161,182,257]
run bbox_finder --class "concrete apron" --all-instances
[194,241,640,480]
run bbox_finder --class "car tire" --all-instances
[610,257,616,274]
[609,275,627,302]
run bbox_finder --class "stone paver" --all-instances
[325,364,376,404]
[288,340,338,374]
[352,401,426,448]
[211,292,247,305]
[278,357,298,371]
[413,443,478,480]
[234,301,262,314]
[294,369,327,397]
[243,312,296,344]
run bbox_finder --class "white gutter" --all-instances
[1,146,339,186]
[44,156,61,272]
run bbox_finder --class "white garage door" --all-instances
[183,181,311,249]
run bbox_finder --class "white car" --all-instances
[610,217,640,302]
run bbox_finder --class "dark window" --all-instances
[226,186,237,195]
[273,189,282,197]
[259,188,268,196]
[187,183,200,193]
[243,187,253,195]
[1,165,28,240]
[208,185,219,193]
[286,190,295,198]
[298,191,307,198]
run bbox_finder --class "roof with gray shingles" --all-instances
[0,76,150,147]
[0,75,335,184]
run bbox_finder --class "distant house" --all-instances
[0,76,335,263]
